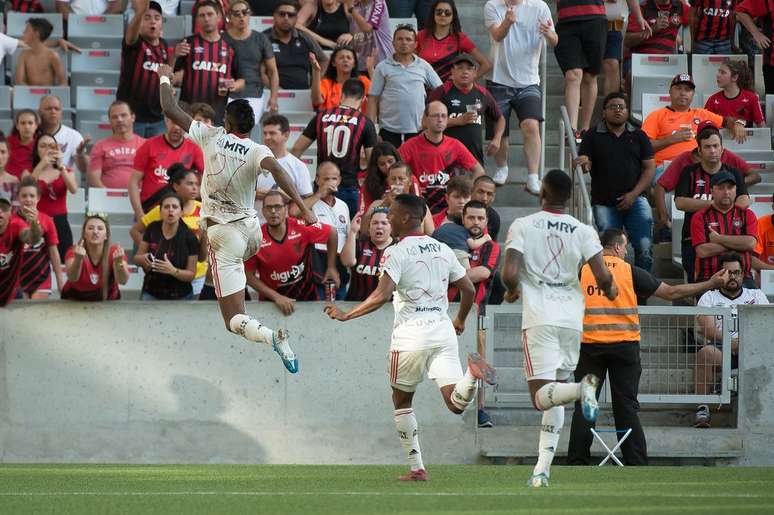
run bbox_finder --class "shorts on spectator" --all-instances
[522,325,581,380]
[605,29,623,61]
[388,344,463,392]
[485,81,542,137]
[555,18,607,75]
[206,216,262,298]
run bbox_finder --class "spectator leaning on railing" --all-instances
[0,190,43,307]
[87,101,146,189]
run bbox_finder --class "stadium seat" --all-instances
[249,17,274,32]
[180,0,195,14]
[755,54,765,99]
[390,17,418,32]
[6,12,63,39]
[0,86,11,120]
[276,90,313,113]
[283,112,314,126]
[761,269,774,298]
[641,94,671,119]
[286,123,306,147]
[299,155,317,175]
[0,118,12,136]
[630,53,687,115]
[750,192,774,217]
[670,195,684,266]
[122,265,145,293]
[721,128,772,152]
[87,188,134,225]
[70,50,121,97]
[67,15,124,49]
[13,85,71,112]
[691,54,747,106]
[749,161,774,175]
[163,16,191,45]
[75,86,117,123]
[766,94,774,127]
[76,120,113,142]
[67,188,87,228]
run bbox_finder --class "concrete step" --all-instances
[490,183,544,207]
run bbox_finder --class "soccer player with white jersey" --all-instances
[157,63,317,374]
[325,194,496,481]
[502,169,618,488]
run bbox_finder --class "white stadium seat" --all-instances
[87,188,134,224]
[0,86,11,120]
[249,16,274,32]
[76,120,114,142]
[67,14,124,49]
[631,53,687,114]
[721,128,772,152]
[163,16,190,45]
[276,90,313,113]
[70,50,121,95]
[6,12,63,39]
[122,265,145,292]
[641,94,671,120]
[75,86,117,123]
[13,86,71,112]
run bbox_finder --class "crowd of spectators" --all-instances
[1,0,774,430]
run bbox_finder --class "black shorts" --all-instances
[485,82,543,137]
[554,17,608,75]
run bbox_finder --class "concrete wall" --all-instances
[0,302,479,464]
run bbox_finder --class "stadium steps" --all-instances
[478,426,743,461]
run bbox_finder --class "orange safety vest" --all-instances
[580,255,640,343]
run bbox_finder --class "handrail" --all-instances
[539,39,547,178]
[559,105,593,225]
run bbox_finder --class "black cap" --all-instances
[0,190,12,207]
[452,53,477,67]
[711,171,737,187]
[148,1,163,14]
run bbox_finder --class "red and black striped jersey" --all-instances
[736,0,774,66]
[0,216,27,306]
[627,0,690,55]
[690,205,758,280]
[447,239,501,308]
[19,211,58,295]
[301,106,377,189]
[674,163,747,241]
[693,0,737,42]
[345,238,393,301]
[9,0,43,12]
[557,0,606,23]
[117,37,170,123]
[174,34,240,124]
[246,218,332,301]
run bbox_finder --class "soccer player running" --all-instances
[501,169,618,488]
[325,194,496,481]
[156,63,317,374]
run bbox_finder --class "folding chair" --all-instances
[590,427,633,466]
[67,14,124,49]
[75,86,117,123]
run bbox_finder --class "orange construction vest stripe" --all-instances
[580,255,640,343]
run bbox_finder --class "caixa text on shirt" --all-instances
[320,113,363,125]
[192,61,228,73]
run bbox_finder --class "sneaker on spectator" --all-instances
[492,166,508,185]
[525,174,541,196]
[478,409,494,428]
[657,226,672,243]
[694,405,711,428]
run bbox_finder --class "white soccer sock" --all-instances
[229,314,274,345]
[533,406,564,478]
[450,369,478,411]
[394,408,424,471]
[534,382,581,410]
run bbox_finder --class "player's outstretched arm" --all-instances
[501,248,522,303]
[324,273,395,321]
[450,274,475,335]
[261,156,318,225]
[156,64,193,133]
[587,251,618,301]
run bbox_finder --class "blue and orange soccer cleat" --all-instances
[272,329,298,374]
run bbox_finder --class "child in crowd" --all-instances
[432,218,491,269]
[15,18,66,86]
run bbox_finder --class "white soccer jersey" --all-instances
[506,210,602,331]
[382,235,467,350]
[698,288,769,338]
[189,120,274,224]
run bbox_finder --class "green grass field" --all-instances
[1,465,773,514]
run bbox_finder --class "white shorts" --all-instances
[388,344,463,392]
[206,217,262,298]
[522,326,581,381]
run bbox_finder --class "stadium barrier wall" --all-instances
[0,302,479,464]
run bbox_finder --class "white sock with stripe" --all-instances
[533,406,564,477]
[534,382,581,410]
[394,408,424,471]
[450,369,478,411]
[229,314,274,345]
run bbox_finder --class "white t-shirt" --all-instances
[189,120,274,224]
[506,210,602,331]
[57,0,118,15]
[382,235,467,350]
[312,197,349,253]
[53,124,84,170]
[255,152,313,221]
[484,0,553,89]
[0,33,19,66]
[698,288,769,339]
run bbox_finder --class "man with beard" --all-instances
[694,253,769,427]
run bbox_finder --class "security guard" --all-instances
[567,228,728,465]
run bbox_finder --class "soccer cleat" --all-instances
[527,473,549,488]
[467,352,497,385]
[272,329,298,374]
[398,469,428,481]
[580,374,600,423]
[492,166,508,185]
[477,409,494,428]
[694,404,711,428]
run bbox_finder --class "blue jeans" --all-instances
[336,186,360,219]
[134,119,167,138]
[692,39,733,55]
[386,0,433,29]
[593,196,654,271]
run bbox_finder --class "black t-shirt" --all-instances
[263,28,326,89]
[486,205,501,241]
[142,221,199,299]
[250,0,282,16]
[632,265,662,305]
[578,123,655,206]
[311,2,350,42]
[674,163,747,241]
[427,82,502,164]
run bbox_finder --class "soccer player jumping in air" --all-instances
[156,63,317,373]
[325,194,496,481]
[502,169,618,487]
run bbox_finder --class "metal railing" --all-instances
[481,305,734,408]
[558,105,593,225]
[539,40,547,178]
